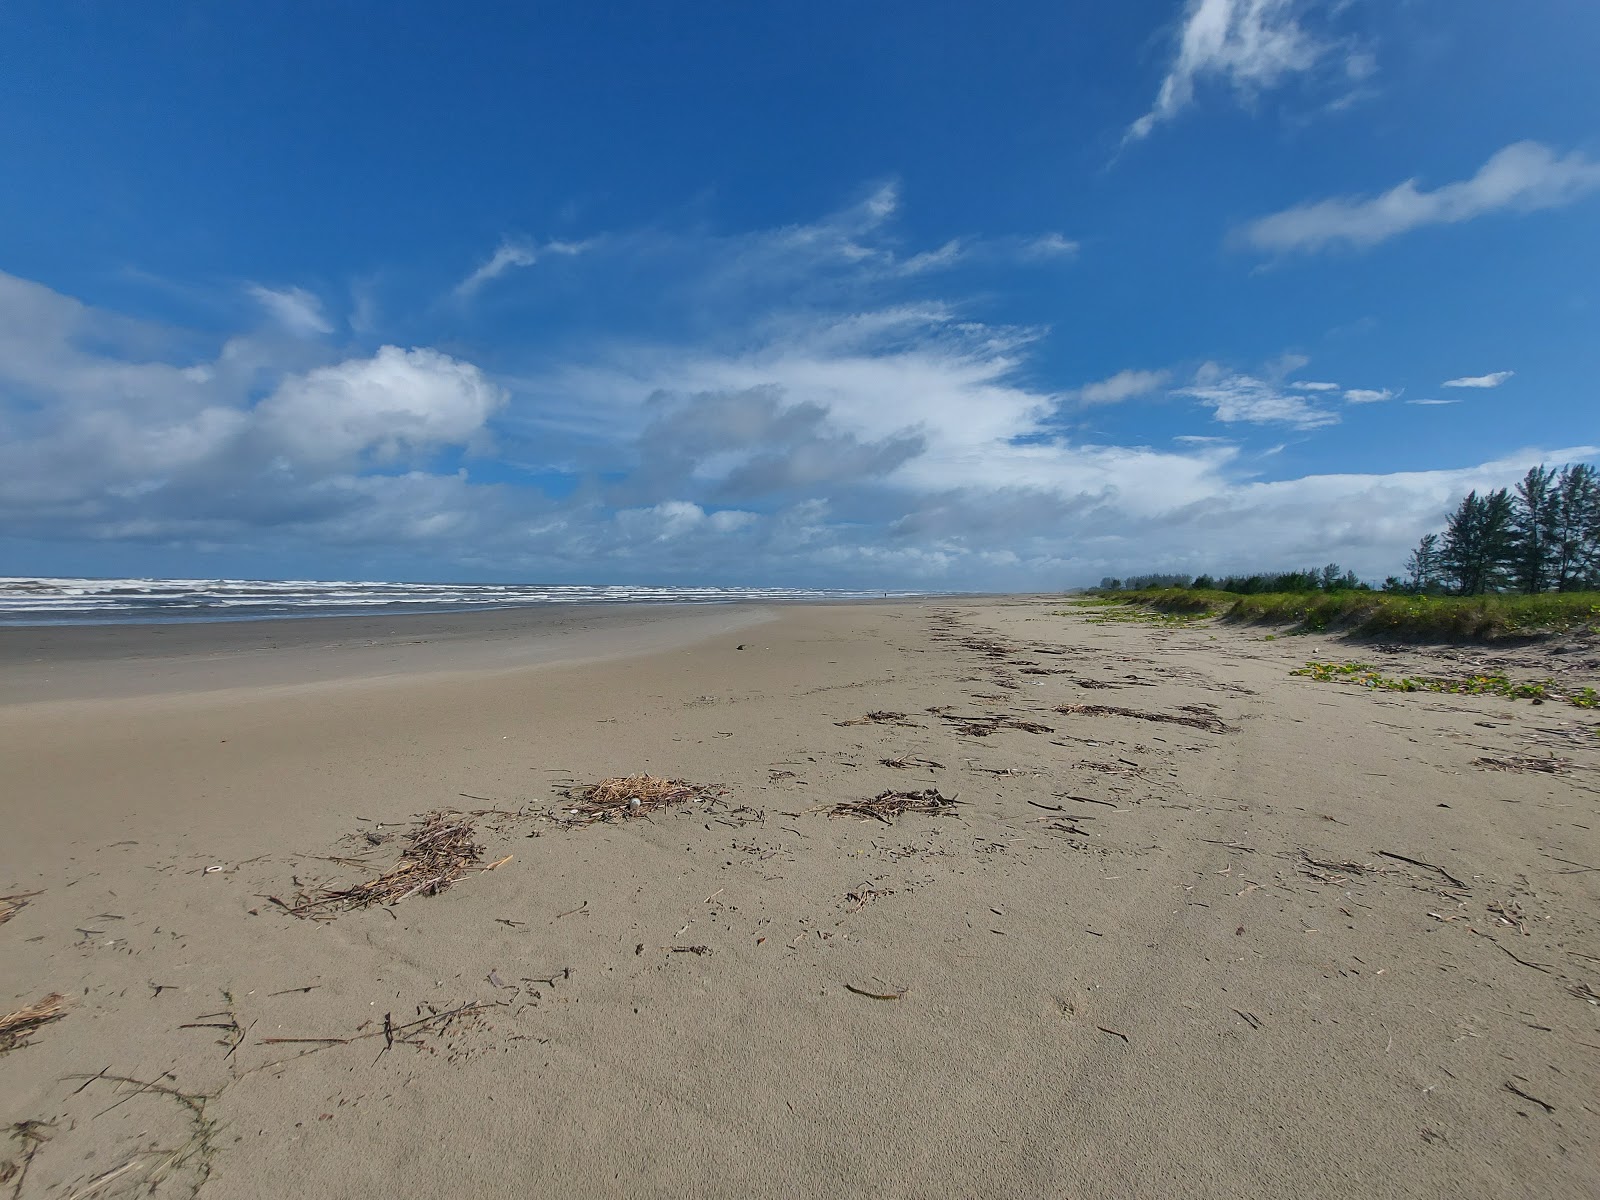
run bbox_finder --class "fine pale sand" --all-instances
[1,599,1596,1198]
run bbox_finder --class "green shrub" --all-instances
[1098,589,1600,642]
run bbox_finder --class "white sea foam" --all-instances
[0,576,910,625]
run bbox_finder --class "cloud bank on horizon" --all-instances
[0,2,1594,588]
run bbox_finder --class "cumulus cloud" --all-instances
[1074,368,1171,407]
[1343,387,1392,404]
[1289,380,1339,392]
[248,285,332,336]
[1237,142,1600,254]
[1127,0,1334,142]
[1175,363,1339,429]
[255,346,507,466]
[1443,370,1515,389]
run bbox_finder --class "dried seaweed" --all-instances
[285,812,486,915]
[556,775,723,825]
[1053,702,1237,734]
[0,993,67,1054]
[936,712,1054,738]
[829,789,963,823]
[835,711,920,728]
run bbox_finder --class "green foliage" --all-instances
[1291,660,1599,709]
[1097,587,1600,641]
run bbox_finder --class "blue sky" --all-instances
[1,1,1596,588]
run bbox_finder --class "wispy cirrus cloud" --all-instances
[1443,370,1515,389]
[454,237,589,299]
[1073,368,1171,407]
[1174,361,1339,429]
[1343,387,1392,404]
[248,284,332,336]
[1126,0,1356,143]
[1236,142,1600,254]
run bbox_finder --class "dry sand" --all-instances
[1,598,1596,1198]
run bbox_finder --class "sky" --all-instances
[1,1,1596,589]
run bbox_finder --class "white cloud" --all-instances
[1127,0,1331,142]
[1175,362,1339,429]
[1289,380,1339,391]
[256,346,507,465]
[1074,368,1171,407]
[248,285,332,336]
[1443,370,1514,389]
[4,179,1589,591]
[1024,233,1080,259]
[1343,387,1392,404]
[1237,142,1600,254]
[1408,398,1458,406]
[454,238,589,299]
[896,240,965,275]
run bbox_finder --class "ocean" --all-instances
[0,576,910,626]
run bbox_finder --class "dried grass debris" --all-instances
[1053,702,1237,735]
[830,789,963,823]
[0,891,41,928]
[557,775,723,825]
[284,812,487,916]
[1472,754,1571,774]
[0,993,68,1054]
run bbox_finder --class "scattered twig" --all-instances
[829,789,963,823]
[1096,1025,1129,1043]
[1054,703,1236,735]
[1376,850,1469,891]
[1504,1081,1555,1113]
[3,1119,53,1199]
[1474,931,1556,975]
[844,984,906,1001]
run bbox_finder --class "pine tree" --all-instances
[1404,532,1441,593]
[1441,489,1515,595]
[1511,465,1558,593]
[1550,464,1600,591]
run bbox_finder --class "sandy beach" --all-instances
[2,598,1596,1198]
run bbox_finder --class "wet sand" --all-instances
[1,598,1596,1198]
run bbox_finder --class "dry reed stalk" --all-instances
[0,993,68,1053]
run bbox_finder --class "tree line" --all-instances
[1097,461,1600,598]
[1099,565,1364,594]
[1403,462,1599,595]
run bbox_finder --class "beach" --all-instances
[2,597,1596,1198]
